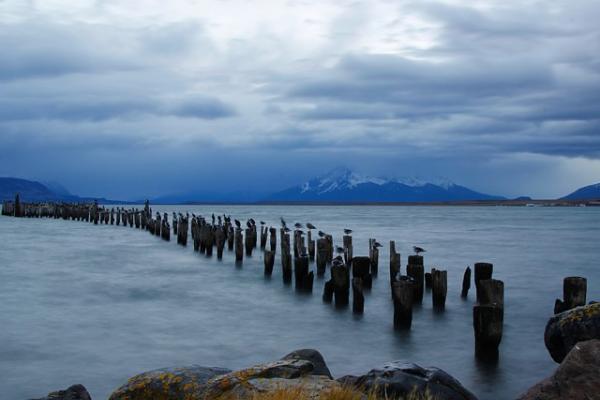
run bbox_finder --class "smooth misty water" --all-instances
[1,206,599,400]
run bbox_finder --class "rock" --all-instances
[282,349,333,378]
[544,302,600,363]
[202,358,321,398]
[30,384,91,400]
[108,365,231,400]
[517,339,600,400]
[338,362,477,400]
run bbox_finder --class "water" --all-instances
[1,206,598,400]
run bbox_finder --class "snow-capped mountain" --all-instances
[265,167,504,203]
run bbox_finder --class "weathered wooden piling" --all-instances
[392,277,414,329]
[260,226,267,249]
[316,238,328,276]
[215,227,226,259]
[264,250,275,276]
[323,280,334,302]
[331,260,349,307]
[245,228,253,257]
[473,304,503,357]
[14,193,22,217]
[406,257,424,304]
[352,256,372,290]
[227,226,234,251]
[389,241,401,298]
[294,255,313,292]
[473,277,504,356]
[461,267,471,298]
[352,277,364,314]
[234,229,243,262]
[369,239,379,276]
[559,277,587,313]
[307,231,315,261]
[474,262,493,303]
[281,252,292,284]
[425,272,432,289]
[343,234,353,265]
[269,227,277,252]
[432,269,447,309]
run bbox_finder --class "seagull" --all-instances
[234,219,241,229]
[344,229,353,235]
[280,217,286,227]
[306,223,316,230]
[246,220,252,229]
[294,222,303,229]
[249,218,256,225]
[373,241,382,248]
[318,230,326,237]
[336,246,345,254]
[260,221,266,225]
[413,246,426,255]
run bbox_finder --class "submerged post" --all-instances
[461,266,472,298]
[392,277,414,330]
[432,269,447,309]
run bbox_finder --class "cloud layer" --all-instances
[0,0,599,199]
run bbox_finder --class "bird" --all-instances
[344,229,353,235]
[283,227,291,233]
[246,220,252,229]
[333,255,344,263]
[234,219,241,229]
[336,246,345,254]
[280,217,286,227]
[306,223,316,230]
[373,241,382,248]
[318,230,326,237]
[260,221,266,225]
[413,246,426,255]
[294,222,303,229]
[249,218,256,225]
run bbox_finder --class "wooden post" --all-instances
[294,255,312,292]
[260,226,267,249]
[425,272,432,289]
[307,231,315,261]
[343,235,353,266]
[234,229,243,262]
[352,277,364,314]
[245,228,253,256]
[227,226,234,251]
[473,278,504,357]
[323,280,334,302]
[269,227,277,252]
[215,227,226,259]
[281,252,292,284]
[563,276,587,310]
[370,241,379,277]
[316,238,328,277]
[406,262,424,304]
[473,305,503,357]
[331,260,349,307]
[392,277,414,329]
[432,269,447,309]
[352,256,372,290]
[461,267,471,298]
[264,250,275,276]
[389,241,401,298]
[474,262,493,303]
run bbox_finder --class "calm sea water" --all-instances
[1,205,598,400]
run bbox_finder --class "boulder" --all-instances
[517,339,600,400]
[338,362,477,400]
[30,384,91,400]
[202,358,331,399]
[544,302,600,363]
[108,365,231,400]
[282,349,333,378]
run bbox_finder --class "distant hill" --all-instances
[561,183,600,200]
[264,167,505,203]
[0,177,128,204]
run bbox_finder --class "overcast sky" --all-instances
[1,0,599,199]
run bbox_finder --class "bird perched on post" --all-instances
[413,246,426,255]
[306,223,316,230]
[344,229,353,235]
[249,218,255,226]
[260,221,266,225]
[246,220,252,229]
[373,241,382,248]
[294,222,303,229]
[280,217,286,227]
[318,230,326,237]
[234,219,241,229]
[336,246,345,254]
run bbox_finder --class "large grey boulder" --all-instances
[518,339,600,400]
[544,302,600,363]
[338,362,477,400]
[29,384,91,400]
[108,365,231,400]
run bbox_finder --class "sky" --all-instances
[0,0,599,200]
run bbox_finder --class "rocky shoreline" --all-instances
[30,303,600,400]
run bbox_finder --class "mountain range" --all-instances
[0,170,599,204]
[264,167,504,203]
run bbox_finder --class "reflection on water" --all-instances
[0,205,599,400]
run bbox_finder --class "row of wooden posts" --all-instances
[3,196,515,357]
